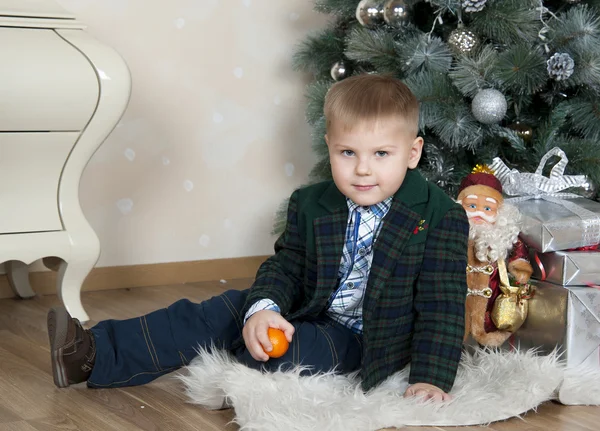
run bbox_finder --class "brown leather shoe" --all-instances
[47,306,96,388]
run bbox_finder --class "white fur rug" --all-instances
[177,347,600,431]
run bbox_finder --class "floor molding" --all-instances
[0,255,269,299]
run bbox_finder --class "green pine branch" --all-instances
[271,198,290,235]
[292,27,347,77]
[400,34,453,75]
[429,104,484,149]
[549,4,600,53]
[564,96,600,142]
[449,46,500,97]
[427,0,462,15]
[568,47,600,90]
[469,0,541,45]
[485,124,526,151]
[559,137,600,195]
[345,27,401,73]
[494,44,548,95]
[314,0,358,16]
[305,80,331,126]
[311,117,329,159]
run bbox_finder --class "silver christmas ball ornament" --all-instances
[356,0,384,27]
[383,0,410,26]
[471,89,508,124]
[448,27,480,55]
[330,61,349,81]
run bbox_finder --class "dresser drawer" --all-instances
[0,0,76,19]
[0,132,79,233]
[0,27,98,131]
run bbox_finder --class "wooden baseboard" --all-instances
[0,255,269,299]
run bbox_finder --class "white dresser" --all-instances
[0,0,131,322]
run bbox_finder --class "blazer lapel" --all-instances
[313,183,348,305]
[309,170,430,314]
[363,169,429,317]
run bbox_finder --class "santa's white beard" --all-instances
[467,204,522,263]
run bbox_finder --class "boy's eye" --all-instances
[342,150,354,156]
[468,204,477,209]
[484,206,492,211]
[375,151,388,157]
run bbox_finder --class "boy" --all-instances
[48,74,469,402]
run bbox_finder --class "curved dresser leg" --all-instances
[56,258,91,323]
[6,260,36,299]
[43,256,63,271]
[50,30,130,325]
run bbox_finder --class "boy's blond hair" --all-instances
[324,74,419,135]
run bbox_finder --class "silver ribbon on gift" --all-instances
[490,147,600,246]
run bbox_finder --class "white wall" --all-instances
[53,0,327,267]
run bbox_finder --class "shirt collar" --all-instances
[346,196,393,219]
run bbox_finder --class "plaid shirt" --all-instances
[245,197,392,333]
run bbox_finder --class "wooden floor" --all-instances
[0,279,598,431]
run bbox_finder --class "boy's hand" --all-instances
[243,310,294,362]
[404,383,452,402]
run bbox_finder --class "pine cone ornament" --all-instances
[547,53,575,81]
[462,0,487,13]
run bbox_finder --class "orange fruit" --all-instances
[264,327,289,358]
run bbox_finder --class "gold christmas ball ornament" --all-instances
[448,27,480,55]
[356,0,384,27]
[507,121,533,143]
[330,61,349,81]
[471,88,507,124]
[383,0,410,26]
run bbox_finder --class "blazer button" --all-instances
[346,281,355,289]
[358,247,367,256]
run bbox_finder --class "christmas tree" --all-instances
[274,0,600,232]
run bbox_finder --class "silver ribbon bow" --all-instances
[490,147,588,199]
[490,147,600,246]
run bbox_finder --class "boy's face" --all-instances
[325,118,423,207]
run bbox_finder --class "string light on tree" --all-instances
[330,61,349,81]
[383,0,410,26]
[471,89,507,124]
[356,0,384,28]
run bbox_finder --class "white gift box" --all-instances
[516,197,600,252]
[508,281,600,372]
[531,250,600,286]
[491,147,600,252]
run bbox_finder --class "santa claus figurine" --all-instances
[457,165,534,347]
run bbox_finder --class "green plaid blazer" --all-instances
[242,169,469,392]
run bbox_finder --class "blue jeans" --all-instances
[87,289,363,388]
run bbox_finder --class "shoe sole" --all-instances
[47,307,70,388]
